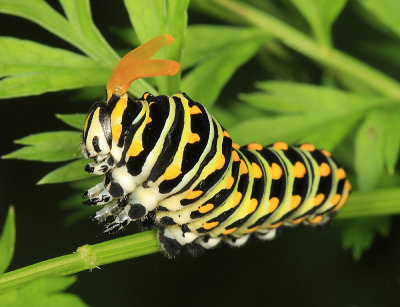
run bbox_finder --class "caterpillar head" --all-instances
[81,34,180,160]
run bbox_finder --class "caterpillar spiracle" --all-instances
[81,34,352,257]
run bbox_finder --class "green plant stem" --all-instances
[210,0,400,101]
[1,187,400,291]
[0,230,159,292]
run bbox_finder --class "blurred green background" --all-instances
[2,0,400,306]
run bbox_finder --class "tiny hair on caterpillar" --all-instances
[81,34,352,257]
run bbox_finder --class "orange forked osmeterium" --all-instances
[106,34,180,97]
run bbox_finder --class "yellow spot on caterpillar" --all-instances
[319,162,331,176]
[321,149,331,157]
[314,193,325,206]
[333,192,349,212]
[345,180,352,191]
[300,143,315,151]
[112,124,122,142]
[128,141,143,157]
[309,215,323,224]
[270,163,282,180]
[337,168,346,180]
[290,195,302,209]
[291,216,306,224]
[222,227,238,235]
[164,164,181,180]
[331,194,341,206]
[110,97,128,142]
[146,117,152,124]
[273,141,288,150]
[245,226,259,234]
[269,222,283,229]
[232,150,240,162]
[223,130,230,138]
[251,163,263,179]
[247,143,262,151]
[188,133,200,144]
[232,192,242,208]
[248,198,258,214]
[216,154,225,170]
[190,105,201,115]
[232,143,241,149]
[293,161,306,178]
[149,101,154,107]
[186,190,203,199]
[202,221,219,230]
[198,203,214,214]
[143,93,149,99]
[268,197,279,212]
[111,98,127,121]
[240,160,248,174]
[226,176,234,190]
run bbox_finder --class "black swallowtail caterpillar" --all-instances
[81,35,352,257]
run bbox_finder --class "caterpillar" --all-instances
[81,34,352,257]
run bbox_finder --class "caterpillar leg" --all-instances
[158,227,183,258]
[85,156,115,175]
[197,236,222,249]
[91,201,121,223]
[101,197,156,234]
[83,188,113,206]
[83,182,105,198]
[224,235,250,247]
[83,175,128,206]
[102,208,132,234]
[158,226,199,257]
[256,229,277,241]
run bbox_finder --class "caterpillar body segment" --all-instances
[81,91,352,256]
[80,35,351,257]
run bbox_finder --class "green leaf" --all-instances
[124,0,189,94]
[0,206,15,274]
[341,216,390,260]
[0,275,87,306]
[70,86,105,102]
[298,113,361,151]
[354,110,386,190]
[244,81,386,114]
[357,0,400,39]
[233,82,386,149]
[3,132,81,162]
[183,25,267,69]
[38,159,92,184]
[0,37,111,98]
[56,114,87,130]
[0,2,154,98]
[58,0,118,63]
[0,0,117,66]
[382,110,400,174]
[290,0,347,46]
[110,26,139,47]
[182,32,266,107]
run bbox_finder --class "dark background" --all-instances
[1,1,400,306]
